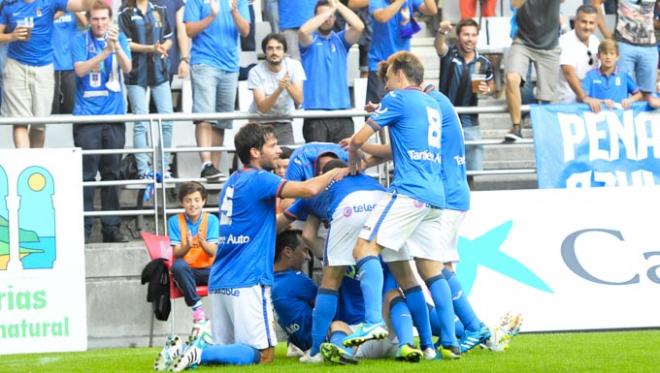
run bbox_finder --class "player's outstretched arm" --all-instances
[280,168,349,199]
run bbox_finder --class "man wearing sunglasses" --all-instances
[556,4,600,104]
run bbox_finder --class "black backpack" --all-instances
[141,258,171,321]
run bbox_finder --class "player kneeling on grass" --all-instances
[162,123,347,371]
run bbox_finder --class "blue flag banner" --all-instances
[531,102,660,188]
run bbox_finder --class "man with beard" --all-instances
[248,33,306,146]
[298,0,364,143]
[435,18,494,188]
[170,123,347,370]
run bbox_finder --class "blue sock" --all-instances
[200,344,261,365]
[426,275,457,347]
[310,289,338,356]
[403,286,433,349]
[455,317,465,340]
[442,268,481,332]
[357,256,384,324]
[329,330,352,355]
[428,304,442,337]
[389,296,414,347]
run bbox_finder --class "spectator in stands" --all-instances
[72,0,132,243]
[435,18,494,187]
[504,0,561,143]
[581,39,642,112]
[460,0,496,19]
[556,5,599,104]
[0,0,96,148]
[299,0,364,143]
[168,182,218,324]
[366,0,437,106]
[184,0,250,180]
[153,0,190,81]
[52,11,87,116]
[332,0,371,78]
[592,0,660,107]
[119,0,174,179]
[277,0,316,59]
[248,33,305,145]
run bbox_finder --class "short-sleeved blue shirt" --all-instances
[72,30,132,115]
[277,0,314,30]
[210,168,286,289]
[183,0,250,72]
[369,88,446,208]
[0,0,68,66]
[167,212,220,245]
[301,31,352,110]
[581,67,639,102]
[51,11,77,71]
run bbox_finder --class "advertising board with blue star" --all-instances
[0,149,87,355]
[531,102,660,188]
[458,187,660,332]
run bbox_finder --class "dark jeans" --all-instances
[52,70,76,114]
[366,70,386,105]
[171,258,210,307]
[73,123,126,235]
[303,117,354,143]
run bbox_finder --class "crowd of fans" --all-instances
[0,0,659,241]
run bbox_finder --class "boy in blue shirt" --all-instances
[581,39,642,113]
[170,123,347,371]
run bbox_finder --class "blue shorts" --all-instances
[190,64,238,129]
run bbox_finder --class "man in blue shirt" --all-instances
[72,1,132,243]
[170,123,347,370]
[184,0,249,181]
[52,11,86,115]
[344,51,462,359]
[298,0,363,143]
[365,0,436,106]
[0,0,98,148]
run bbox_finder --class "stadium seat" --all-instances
[140,231,208,343]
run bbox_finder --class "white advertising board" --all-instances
[0,149,87,354]
[458,187,660,332]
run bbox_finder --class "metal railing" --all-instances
[0,104,533,234]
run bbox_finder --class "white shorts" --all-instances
[404,208,465,263]
[359,193,443,263]
[210,284,277,350]
[325,190,386,266]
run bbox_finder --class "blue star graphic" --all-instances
[456,220,553,296]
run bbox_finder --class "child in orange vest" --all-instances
[168,182,219,324]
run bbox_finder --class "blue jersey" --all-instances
[336,266,365,325]
[285,142,349,182]
[278,0,315,30]
[210,168,286,289]
[52,11,78,71]
[301,31,352,110]
[581,67,639,102]
[272,269,317,350]
[369,88,446,208]
[0,0,67,66]
[72,31,131,116]
[368,0,422,71]
[167,212,220,246]
[285,173,385,224]
[183,0,249,72]
[427,90,470,211]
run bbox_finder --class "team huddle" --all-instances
[155,51,522,372]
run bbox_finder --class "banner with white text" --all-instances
[531,103,660,188]
[457,187,660,332]
[0,149,87,355]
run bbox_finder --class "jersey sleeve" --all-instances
[168,215,182,245]
[161,7,174,40]
[581,71,594,97]
[119,33,132,60]
[71,33,87,64]
[247,66,261,90]
[238,0,250,23]
[205,213,220,244]
[285,198,310,221]
[253,170,286,199]
[284,155,305,181]
[183,0,202,23]
[368,91,403,129]
[369,0,387,15]
[625,73,639,95]
[118,11,133,43]
[337,30,352,50]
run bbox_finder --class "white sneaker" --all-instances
[483,312,524,352]
[154,335,183,371]
[299,351,323,364]
[422,347,437,360]
[287,343,305,358]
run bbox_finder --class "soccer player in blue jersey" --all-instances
[344,51,462,359]
[170,123,347,371]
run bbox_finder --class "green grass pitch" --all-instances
[2,330,660,373]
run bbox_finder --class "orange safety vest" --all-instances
[178,213,214,269]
